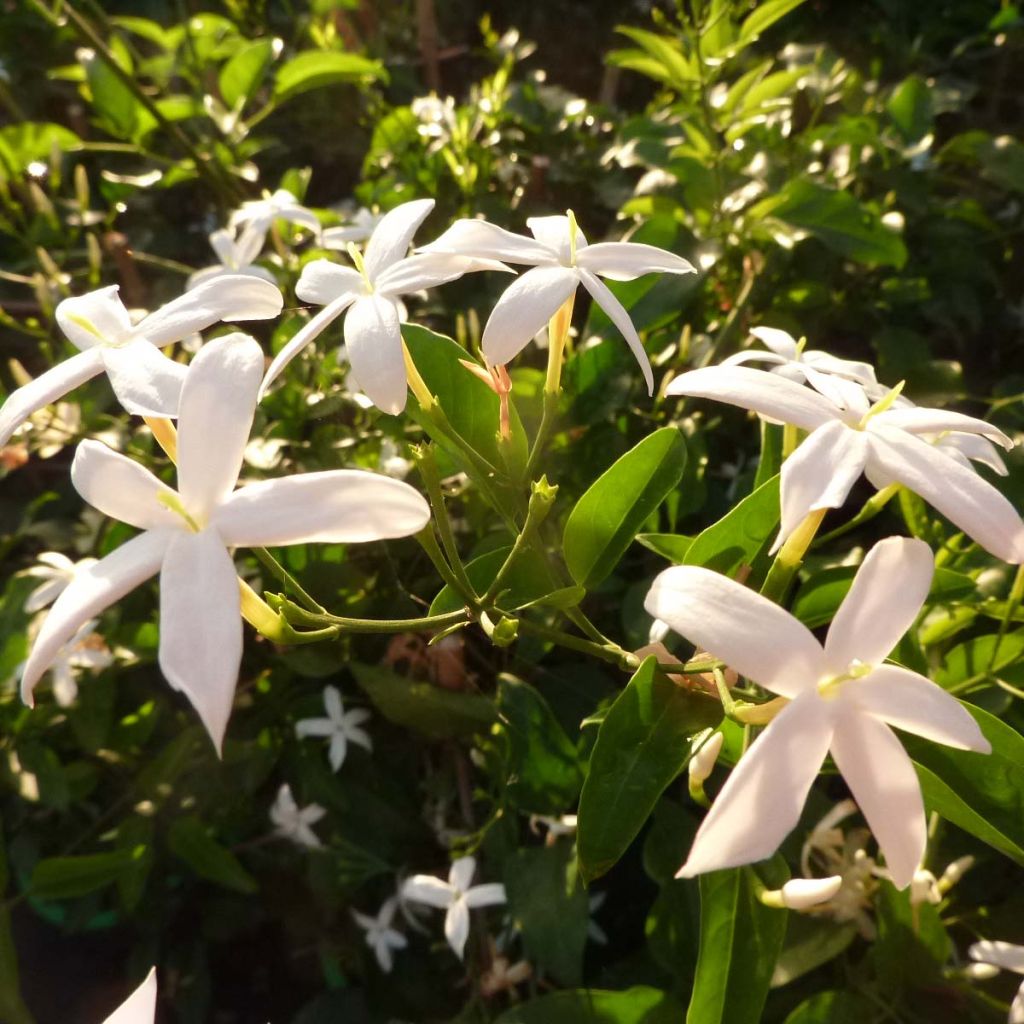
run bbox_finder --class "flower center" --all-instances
[817,658,873,699]
[347,242,373,292]
[566,208,579,266]
[157,490,202,532]
[856,380,905,430]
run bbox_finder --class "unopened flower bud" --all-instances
[963,962,1000,981]
[761,876,843,911]
[910,869,940,906]
[939,855,974,891]
[689,731,724,785]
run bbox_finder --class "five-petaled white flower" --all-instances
[420,213,696,392]
[187,226,277,291]
[21,551,97,612]
[644,536,991,889]
[19,333,431,750]
[228,187,321,240]
[352,896,408,972]
[259,198,507,414]
[969,941,1024,1024]
[270,782,326,849]
[101,966,157,1024]
[0,278,283,447]
[295,685,372,772]
[666,364,1024,562]
[402,855,507,960]
[30,619,114,707]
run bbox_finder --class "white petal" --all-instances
[102,967,158,1024]
[344,294,407,414]
[25,578,68,614]
[876,407,1013,450]
[801,350,878,386]
[363,199,435,281]
[134,276,282,346]
[843,665,990,752]
[294,260,364,305]
[295,718,335,738]
[232,223,266,267]
[1012,980,1024,1024]
[345,725,372,752]
[644,565,825,698]
[749,326,797,358]
[402,876,454,909]
[214,470,430,546]
[421,218,556,265]
[527,214,586,262]
[866,426,1024,563]
[666,366,841,432]
[21,531,169,704]
[464,883,506,909]
[0,349,104,447]
[56,286,132,349]
[938,432,1007,475]
[187,264,277,290]
[970,941,1024,974]
[72,440,181,531]
[775,421,868,553]
[374,253,509,296]
[176,333,263,524]
[829,714,925,890]
[444,900,471,960]
[824,536,933,671]
[374,937,394,973]
[575,241,696,281]
[481,265,579,367]
[324,684,343,720]
[721,350,788,369]
[328,733,348,772]
[158,528,242,753]
[678,693,835,876]
[448,856,477,892]
[100,339,189,417]
[209,228,237,266]
[800,367,869,414]
[578,269,655,395]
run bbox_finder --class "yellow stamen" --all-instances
[545,292,575,395]
[157,490,200,532]
[346,242,370,287]
[858,380,906,429]
[566,209,579,265]
[65,313,104,341]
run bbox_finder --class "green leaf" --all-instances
[219,38,278,109]
[750,180,907,268]
[887,75,933,143]
[274,51,386,102]
[82,49,152,142]
[564,427,687,588]
[739,0,809,42]
[637,532,695,563]
[168,817,258,894]
[783,992,874,1024]
[494,986,685,1024]
[31,848,143,901]
[687,862,789,1024]
[429,546,559,615]
[937,630,1024,687]
[0,123,81,181]
[350,662,496,741]
[771,915,858,987]
[578,656,721,881]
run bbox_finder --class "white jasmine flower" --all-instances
[19,334,431,751]
[270,783,326,849]
[36,619,114,707]
[295,685,372,772]
[323,207,384,247]
[909,868,941,906]
[21,552,97,612]
[378,438,412,479]
[969,941,1024,1024]
[645,536,991,889]
[228,188,320,240]
[102,967,157,1024]
[688,730,724,785]
[352,896,407,972]
[187,226,277,290]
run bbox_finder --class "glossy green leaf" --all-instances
[739,0,808,42]
[219,38,277,108]
[772,915,858,987]
[168,816,258,894]
[637,532,695,563]
[429,546,559,615]
[578,656,721,881]
[274,51,385,102]
[0,123,81,181]
[888,75,933,143]
[31,848,143,901]
[495,986,685,1024]
[937,630,1024,687]
[564,427,687,588]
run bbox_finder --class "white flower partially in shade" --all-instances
[270,783,326,849]
[260,198,508,413]
[0,278,283,447]
[644,536,991,889]
[666,365,1024,562]
[21,552,97,612]
[19,334,431,751]
[323,207,384,248]
[420,213,696,392]
[187,226,277,290]
[228,188,321,240]
[352,896,408,972]
[101,967,157,1024]
[402,856,507,960]
[295,685,372,772]
[969,941,1024,1024]
[31,619,114,707]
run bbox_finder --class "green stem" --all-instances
[517,618,638,670]
[415,446,477,600]
[251,547,324,613]
[524,390,560,481]
[276,598,469,635]
[814,484,900,548]
[986,562,1024,673]
[416,525,477,607]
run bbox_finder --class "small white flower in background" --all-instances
[969,941,1024,1024]
[688,730,724,786]
[529,813,578,841]
[19,333,431,751]
[666,364,1024,562]
[352,896,408,972]
[228,188,321,241]
[588,892,608,946]
[402,856,507,960]
[323,207,385,248]
[378,438,412,479]
[420,213,696,393]
[101,966,157,1024]
[21,552,97,613]
[645,536,991,889]
[479,939,532,998]
[270,783,326,849]
[243,436,287,471]
[763,876,844,911]
[0,278,283,447]
[259,198,508,414]
[295,685,372,772]
[15,399,82,459]
[187,225,277,290]
[32,619,114,707]
[910,868,941,906]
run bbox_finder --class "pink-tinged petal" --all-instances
[21,531,169,704]
[0,348,104,447]
[344,294,407,414]
[363,199,435,281]
[419,218,556,265]
[214,470,429,546]
[644,565,825,698]
[445,899,471,960]
[876,407,1013,450]
[102,967,157,1024]
[374,253,510,296]
[828,713,925,890]
[577,269,655,395]
[775,421,868,553]
[666,365,841,432]
[527,215,586,261]
[970,941,1024,974]
[824,536,933,671]
[294,260,364,305]
[749,326,797,358]
[135,276,283,346]
[403,876,454,908]
[843,665,990,752]
[56,286,133,349]
[158,528,242,753]
[72,440,181,531]
[259,294,355,397]
[464,883,506,909]
[677,693,835,877]
[100,339,188,418]
[575,241,695,281]
[866,426,1024,564]
[176,333,263,524]
[448,856,477,893]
